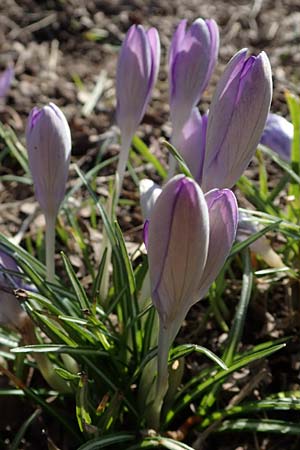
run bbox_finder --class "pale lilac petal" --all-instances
[178,108,207,183]
[197,189,238,299]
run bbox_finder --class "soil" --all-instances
[0,0,300,449]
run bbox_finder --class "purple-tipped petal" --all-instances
[26,103,71,216]
[169,18,219,133]
[202,50,272,191]
[260,113,293,161]
[197,189,238,299]
[148,175,209,328]
[178,108,207,183]
[116,25,160,141]
[0,65,14,99]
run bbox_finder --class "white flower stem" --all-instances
[45,212,56,283]
[115,135,132,205]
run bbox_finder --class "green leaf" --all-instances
[170,344,227,370]
[217,418,300,435]
[132,135,167,179]
[165,341,286,425]
[77,433,135,450]
[55,367,80,381]
[10,409,41,450]
[61,251,90,311]
[162,140,193,178]
[223,249,253,366]
[230,220,282,258]
[286,92,300,219]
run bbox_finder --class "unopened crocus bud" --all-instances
[202,49,272,192]
[260,113,293,161]
[0,65,14,99]
[177,108,208,184]
[148,175,209,339]
[26,103,71,216]
[26,103,71,282]
[169,18,219,136]
[147,175,238,427]
[116,25,160,198]
[116,25,160,140]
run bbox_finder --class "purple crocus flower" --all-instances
[202,49,272,192]
[116,25,160,197]
[146,175,237,424]
[169,18,219,139]
[147,174,237,343]
[177,107,208,184]
[26,103,71,216]
[0,65,14,99]
[260,113,293,161]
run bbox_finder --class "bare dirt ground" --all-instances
[0,0,300,449]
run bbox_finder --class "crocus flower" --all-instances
[0,65,14,99]
[202,49,272,192]
[146,175,237,426]
[26,103,71,216]
[169,18,219,140]
[26,103,71,282]
[260,113,293,161]
[116,25,160,198]
[177,107,208,184]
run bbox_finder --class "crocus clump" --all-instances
[26,103,71,282]
[146,175,238,425]
[169,18,219,138]
[260,113,293,161]
[116,25,160,198]
[201,49,272,191]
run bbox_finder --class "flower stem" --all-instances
[45,212,56,283]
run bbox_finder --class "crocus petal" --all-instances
[116,25,160,140]
[202,50,272,191]
[26,103,71,216]
[260,113,293,161]
[197,188,238,299]
[178,108,208,183]
[139,178,162,220]
[0,65,14,99]
[148,175,209,329]
[169,18,219,135]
